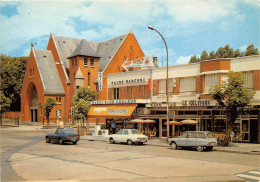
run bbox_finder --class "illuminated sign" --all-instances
[122,55,154,71]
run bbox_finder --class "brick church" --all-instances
[20,30,145,124]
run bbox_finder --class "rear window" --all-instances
[63,130,77,135]
[131,130,142,134]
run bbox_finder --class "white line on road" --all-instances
[236,174,260,181]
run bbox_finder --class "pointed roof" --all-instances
[52,32,129,72]
[67,39,100,59]
[33,49,65,95]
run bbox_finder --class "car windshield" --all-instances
[207,132,215,138]
[131,130,142,134]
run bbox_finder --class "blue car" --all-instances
[46,128,80,145]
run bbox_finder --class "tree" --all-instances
[245,44,259,56]
[72,87,98,132]
[234,49,243,57]
[210,71,255,146]
[43,98,56,129]
[0,91,11,126]
[0,55,28,111]
[189,55,201,63]
[200,50,209,61]
[208,51,216,60]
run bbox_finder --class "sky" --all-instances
[0,0,259,66]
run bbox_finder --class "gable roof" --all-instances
[33,49,65,95]
[52,33,128,72]
[68,39,101,59]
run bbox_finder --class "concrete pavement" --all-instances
[1,125,260,155]
[80,135,260,155]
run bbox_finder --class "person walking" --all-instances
[111,122,116,134]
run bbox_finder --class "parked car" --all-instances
[109,129,148,145]
[168,131,217,152]
[45,128,80,145]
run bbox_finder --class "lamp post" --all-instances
[148,26,169,141]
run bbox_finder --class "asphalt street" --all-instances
[1,128,260,182]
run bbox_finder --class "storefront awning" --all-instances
[87,104,137,118]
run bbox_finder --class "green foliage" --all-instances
[189,44,259,63]
[72,87,98,121]
[189,55,201,63]
[43,98,56,118]
[245,44,259,56]
[0,55,28,111]
[210,71,255,146]
[0,90,11,114]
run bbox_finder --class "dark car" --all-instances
[46,128,80,145]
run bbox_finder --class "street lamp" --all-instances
[148,26,169,141]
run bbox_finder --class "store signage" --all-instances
[182,99,210,106]
[107,109,128,115]
[91,99,137,105]
[111,78,146,85]
[122,55,154,71]
[151,102,177,107]
[98,72,103,91]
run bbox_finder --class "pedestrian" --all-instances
[111,121,116,134]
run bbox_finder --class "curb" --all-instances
[81,137,260,155]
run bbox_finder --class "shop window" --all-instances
[180,77,196,94]
[90,59,94,67]
[84,58,88,67]
[214,119,226,132]
[205,74,219,93]
[242,71,253,89]
[114,88,120,100]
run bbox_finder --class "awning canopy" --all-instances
[128,119,156,124]
[87,104,137,118]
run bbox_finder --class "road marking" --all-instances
[236,169,260,182]
[249,171,260,175]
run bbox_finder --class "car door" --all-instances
[114,129,123,142]
[177,132,188,146]
[186,132,198,147]
[122,129,129,143]
[53,129,61,142]
[196,132,207,146]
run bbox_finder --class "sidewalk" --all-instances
[81,135,260,155]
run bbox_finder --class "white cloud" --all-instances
[175,55,192,65]
[166,0,235,23]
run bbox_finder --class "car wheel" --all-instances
[127,139,133,145]
[46,137,50,143]
[170,142,177,150]
[58,138,64,145]
[109,138,115,144]
[139,142,143,145]
[72,141,77,145]
[197,146,204,152]
[206,146,213,151]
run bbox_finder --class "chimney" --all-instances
[153,57,158,65]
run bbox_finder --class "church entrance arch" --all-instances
[28,83,39,122]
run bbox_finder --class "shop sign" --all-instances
[182,99,210,106]
[107,109,128,115]
[111,78,146,85]
[98,72,103,91]
[91,99,137,105]
[122,55,154,71]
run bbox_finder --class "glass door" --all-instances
[241,119,250,142]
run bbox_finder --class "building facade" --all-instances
[88,56,260,143]
[20,31,145,125]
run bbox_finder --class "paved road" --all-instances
[1,129,260,182]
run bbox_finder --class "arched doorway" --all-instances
[28,83,39,123]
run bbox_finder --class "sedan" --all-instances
[46,128,80,145]
[109,129,148,145]
[168,131,217,151]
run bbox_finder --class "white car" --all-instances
[168,131,217,152]
[109,129,148,145]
